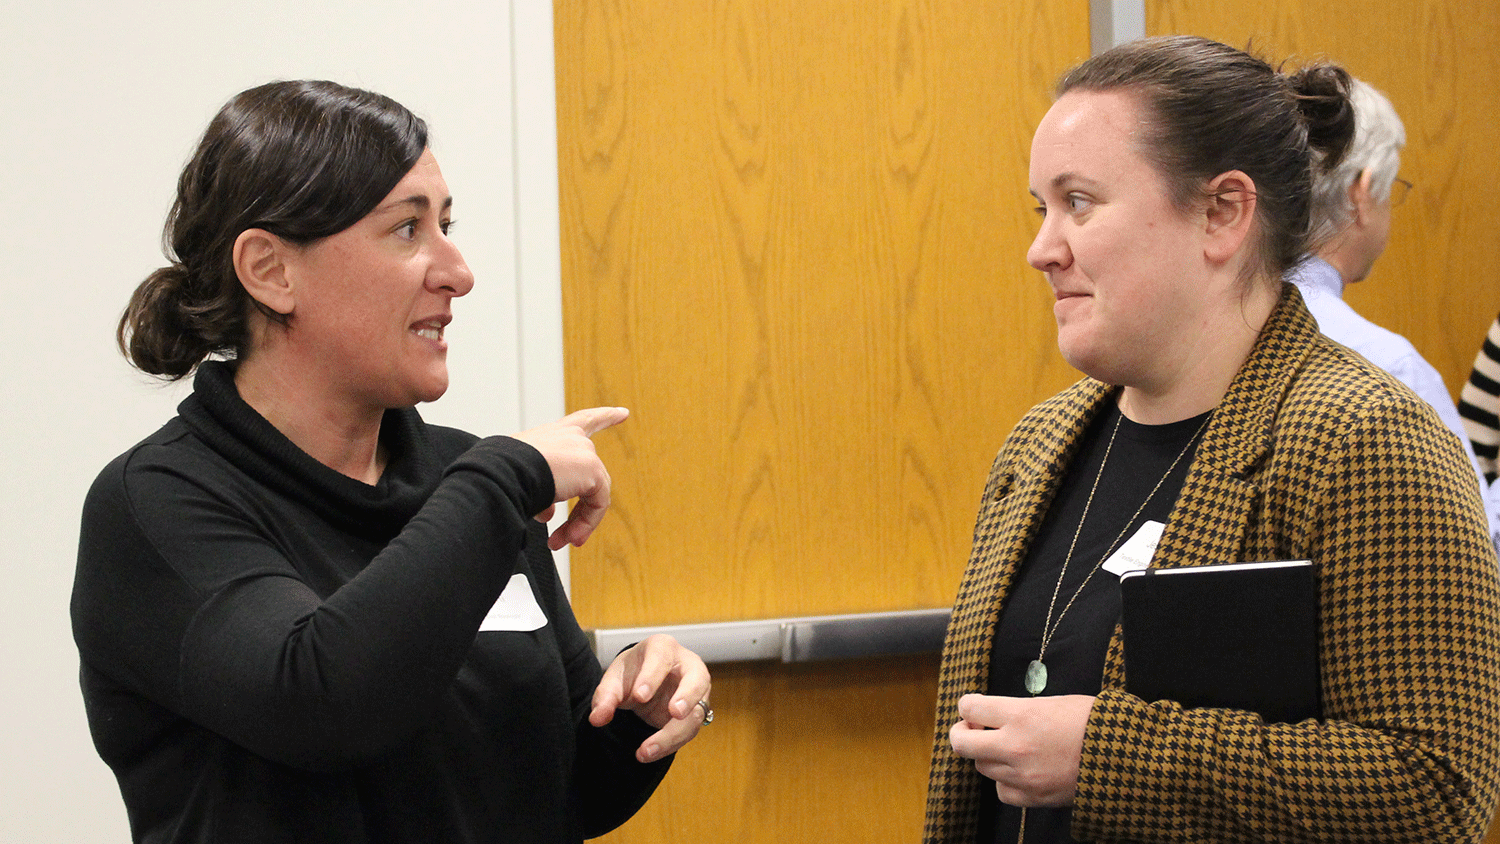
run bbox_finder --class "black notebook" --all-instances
[1119,559,1320,723]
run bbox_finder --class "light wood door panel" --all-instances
[555,0,1088,840]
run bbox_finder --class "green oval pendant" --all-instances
[1025,659,1048,695]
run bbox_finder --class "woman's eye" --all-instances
[1066,194,1092,213]
[396,220,418,240]
[441,219,456,236]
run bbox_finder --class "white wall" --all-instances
[0,2,563,838]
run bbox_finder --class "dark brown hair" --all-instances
[1057,35,1355,280]
[118,80,428,379]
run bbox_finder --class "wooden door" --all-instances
[554,0,1087,839]
[1147,3,1500,839]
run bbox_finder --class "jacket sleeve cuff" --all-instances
[1072,690,1202,841]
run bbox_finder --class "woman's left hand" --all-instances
[948,693,1095,808]
[591,634,712,763]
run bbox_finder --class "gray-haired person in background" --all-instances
[1286,76,1499,549]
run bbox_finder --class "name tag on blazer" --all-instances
[479,573,549,632]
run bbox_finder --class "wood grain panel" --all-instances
[1149,4,1500,840]
[1148,0,1500,399]
[557,0,1085,624]
[554,0,1087,840]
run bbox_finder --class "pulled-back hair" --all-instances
[1057,35,1356,281]
[119,80,428,379]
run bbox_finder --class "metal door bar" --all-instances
[588,607,951,667]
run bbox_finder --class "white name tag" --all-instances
[478,573,549,632]
[1101,520,1165,577]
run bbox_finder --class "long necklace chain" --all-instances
[1017,409,1210,844]
[1025,411,1210,697]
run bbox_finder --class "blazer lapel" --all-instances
[947,381,1115,691]
[927,380,1113,842]
[1151,284,1318,572]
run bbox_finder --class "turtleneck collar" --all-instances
[176,360,440,539]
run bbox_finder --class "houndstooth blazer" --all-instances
[925,286,1500,844]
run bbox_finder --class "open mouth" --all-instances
[411,316,450,342]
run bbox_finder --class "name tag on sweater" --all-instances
[479,574,549,632]
[1102,520,1165,577]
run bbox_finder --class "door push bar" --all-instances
[587,607,952,667]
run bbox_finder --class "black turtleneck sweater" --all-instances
[72,361,669,843]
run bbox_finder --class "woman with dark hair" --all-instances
[925,37,1500,844]
[73,80,710,843]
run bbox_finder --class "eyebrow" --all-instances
[1048,172,1102,191]
[376,195,455,214]
[1030,172,1103,200]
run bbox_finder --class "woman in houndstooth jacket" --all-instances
[925,36,1500,844]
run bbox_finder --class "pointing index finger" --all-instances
[567,406,630,437]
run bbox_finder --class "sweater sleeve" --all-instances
[517,528,674,835]
[1072,394,1500,843]
[73,434,555,771]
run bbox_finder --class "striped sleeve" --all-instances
[1459,314,1500,481]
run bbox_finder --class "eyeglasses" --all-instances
[1390,177,1413,207]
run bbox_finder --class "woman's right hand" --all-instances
[949,693,1092,808]
[510,407,629,550]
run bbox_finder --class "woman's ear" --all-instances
[1202,170,1258,266]
[233,229,296,316]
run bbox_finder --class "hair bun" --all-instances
[117,262,216,378]
[1288,64,1356,172]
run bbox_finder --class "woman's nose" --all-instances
[430,237,476,297]
[1026,216,1070,273]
